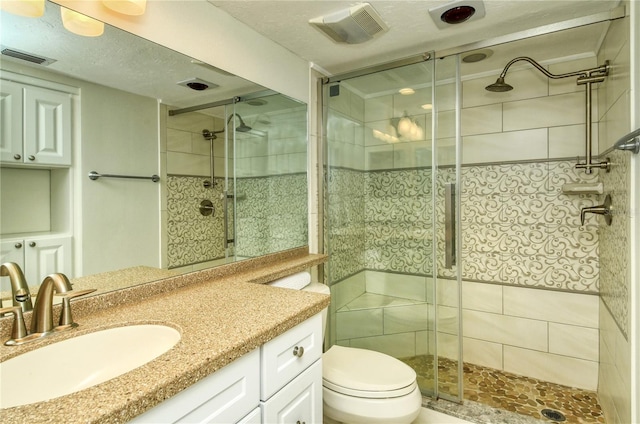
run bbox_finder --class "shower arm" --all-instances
[498,57,610,174]
[497,56,608,82]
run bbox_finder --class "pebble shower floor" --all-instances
[401,355,605,423]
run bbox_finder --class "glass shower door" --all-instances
[323,55,462,401]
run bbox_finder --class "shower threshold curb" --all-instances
[423,398,547,424]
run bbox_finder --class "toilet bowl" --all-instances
[301,282,422,424]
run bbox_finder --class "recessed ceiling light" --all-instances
[399,88,415,95]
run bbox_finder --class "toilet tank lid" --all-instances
[323,345,416,392]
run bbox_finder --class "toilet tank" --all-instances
[302,282,330,339]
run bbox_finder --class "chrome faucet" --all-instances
[0,262,33,313]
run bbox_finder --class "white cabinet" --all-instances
[0,79,72,166]
[0,236,72,290]
[131,348,260,424]
[261,360,322,424]
[260,313,323,424]
[130,313,324,424]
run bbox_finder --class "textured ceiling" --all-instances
[210,0,620,75]
[0,0,621,108]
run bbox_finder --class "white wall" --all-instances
[51,0,310,104]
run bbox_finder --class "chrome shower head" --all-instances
[485,76,513,92]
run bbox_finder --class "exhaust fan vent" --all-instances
[309,3,388,44]
[1,47,56,66]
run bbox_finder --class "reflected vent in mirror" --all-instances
[1,47,56,66]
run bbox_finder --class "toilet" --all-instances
[302,282,422,424]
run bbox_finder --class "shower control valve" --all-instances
[580,194,612,226]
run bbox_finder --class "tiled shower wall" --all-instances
[327,53,607,389]
[595,13,632,424]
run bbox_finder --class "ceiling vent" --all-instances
[1,47,56,66]
[309,3,389,44]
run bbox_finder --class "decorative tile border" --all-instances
[327,160,600,293]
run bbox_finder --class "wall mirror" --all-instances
[0,0,308,301]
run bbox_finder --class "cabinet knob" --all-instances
[13,154,21,160]
[29,242,36,247]
[14,243,23,249]
[293,346,304,357]
[28,155,36,161]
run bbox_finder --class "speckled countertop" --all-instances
[0,248,329,423]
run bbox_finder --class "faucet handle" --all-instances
[0,306,28,345]
[56,289,97,328]
[580,194,613,226]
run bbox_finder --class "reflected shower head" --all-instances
[227,113,252,132]
[485,76,513,92]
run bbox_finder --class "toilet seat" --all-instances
[323,345,417,399]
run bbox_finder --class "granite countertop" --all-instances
[0,248,329,423]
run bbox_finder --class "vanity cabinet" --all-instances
[131,313,324,424]
[0,79,72,167]
[0,236,72,289]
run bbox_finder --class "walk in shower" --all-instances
[164,93,308,270]
[323,15,624,422]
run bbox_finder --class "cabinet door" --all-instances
[237,407,261,424]
[261,359,322,424]
[130,349,260,424]
[0,80,24,163]
[0,240,25,292]
[23,86,71,166]
[23,236,71,284]
[261,313,322,400]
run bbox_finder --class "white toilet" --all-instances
[302,282,422,424]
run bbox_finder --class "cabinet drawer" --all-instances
[260,313,322,400]
[131,348,260,424]
[261,359,322,424]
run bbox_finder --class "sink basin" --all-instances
[0,324,180,409]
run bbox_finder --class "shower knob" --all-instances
[580,194,612,226]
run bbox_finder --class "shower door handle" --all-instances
[223,191,235,248]
[444,182,456,269]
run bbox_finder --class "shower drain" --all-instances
[541,409,566,421]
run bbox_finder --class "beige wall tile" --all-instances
[503,286,599,327]
[365,270,428,301]
[332,272,366,310]
[504,346,598,390]
[548,323,598,361]
[461,104,503,136]
[384,304,430,334]
[335,308,383,340]
[463,309,548,351]
[462,128,547,164]
[548,56,598,95]
[364,95,394,122]
[548,123,599,158]
[503,92,584,132]
[349,332,416,358]
[463,337,503,370]
[462,281,502,313]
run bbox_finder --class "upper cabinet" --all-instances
[0,79,72,167]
